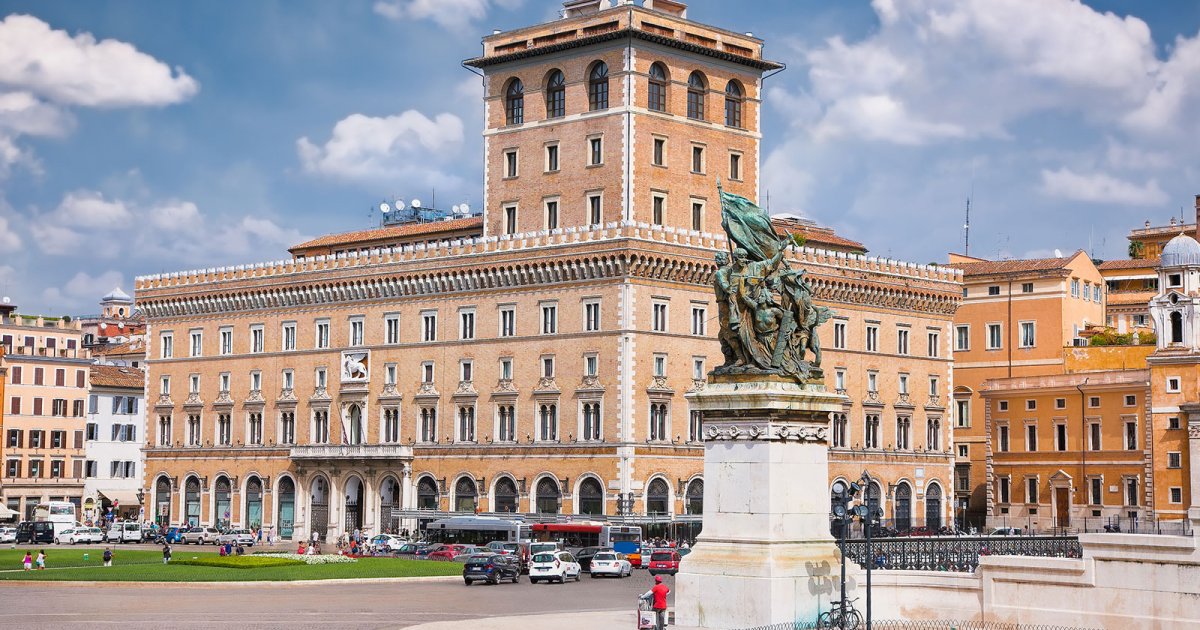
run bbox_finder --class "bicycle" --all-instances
[816,597,862,629]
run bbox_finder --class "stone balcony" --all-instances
[289,443,413,460]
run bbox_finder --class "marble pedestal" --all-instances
[675,375,849,629]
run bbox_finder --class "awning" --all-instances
[98,490,141,507]
[0,504,17,519]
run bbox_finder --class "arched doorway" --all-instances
[379,477,400,534]
[646,478,670,515]
[344,477,363,533]
[184,477,201,527]
[154,476,171,527]
[494,477,518,513]
[455,477,478,513]
[416,477,439,510]
[536,477,560,514]
[277,477,295,539]
[310,476,329,541]
[245,477,263,530]
[685,479,704,515]
[348,404,363,444]
[215,476,231,529]
[925,483,943,528]
[578,477,604,515]
[894,482,912,532]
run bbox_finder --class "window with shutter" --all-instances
[73,431,83,449]
[76,370,85,388]
[17,430,23,448]
[127,424,137,441]
[32,398,42,415]
[10,366,19,384]
[9,397,19,415]
[72,459,83,479]
[112,425,120,441]
[55,369,65,386]
[72,400,83,417]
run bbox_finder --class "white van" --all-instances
[107,522,142,543]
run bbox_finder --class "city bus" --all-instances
[34,501,78,538]
[530,523,642,557]
[423,516,530,545]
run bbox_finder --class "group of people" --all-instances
[645,538,691,550]
[20,550,45,571]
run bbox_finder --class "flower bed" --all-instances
[174,556,303,569]
[254,552,358,565]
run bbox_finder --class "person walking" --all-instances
[103,548,113,567]
[162,542,172,564]
[256,528,263,544]
[35,550,45,570]
[642,575,671,630]
[22,551,31,571]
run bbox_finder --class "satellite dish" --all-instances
[393,199,406,211]
[1054,249,1063,258]
[451,204,461,214]
[379,202,391,214]
[461,203,471,214]
[412,199,422,208]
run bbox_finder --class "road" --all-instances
[0,571,673,629]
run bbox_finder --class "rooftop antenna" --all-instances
[963,196,971,256]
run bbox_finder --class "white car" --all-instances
[107,522,144,544]
[369,534,407,551]
[60,527,104,544]
[216,529,255,547]
[588,551,632,578]
[0,527,16,543]
[529,550,582,584]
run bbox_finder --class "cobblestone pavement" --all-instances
[0,571,674,629]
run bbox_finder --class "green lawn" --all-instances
[0,548,463,582]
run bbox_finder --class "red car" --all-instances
[427,544,468,561]
[647,549,681,576]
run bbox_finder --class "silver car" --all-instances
[183,526,221,545]
[216,529,255,547]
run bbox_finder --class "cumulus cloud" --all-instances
[54,190,133,228]
[0,216,21,251]
[147,200,202,232]
[373,0,524,31]
[1039,168,1168,205]
[0,15,197,178]
[297,110,465,186]
[41,270,125,310]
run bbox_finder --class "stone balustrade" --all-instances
[289,443,413,460]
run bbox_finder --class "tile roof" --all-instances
[90,364,144,389]
[290,217,484,253]
[950,252,1084,277]
[1098,257,1159,271]
[95,339,145,356]
[1107,291,1156,305]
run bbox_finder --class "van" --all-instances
[107,521,143,544]
[529,541,560,556]
[15,521,54,545]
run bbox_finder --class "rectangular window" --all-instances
[385,363,397,385]
[541,303,558,335]
[653,354,667,377]
[865,325,878,352]
[504,149,518,178]
[542,356,555,378]
[1089,422,1101,450]
[691,200,704,231]
[160,376,170,396]
[1088,396,1100,408]
[1019,322,1035,348]
[1056,398,1066,409]
[314,368,326,389]
[1026,424,1037,452]
[499,357,513,381]
[1124,394,1136,406]
[460,360,473,383]
[927,331,939,358]
[588,194,602,226]
[545,143,559,172]
[957,444,968,458]
[653,302,668,332]
[691,145,704,173]
[652,195,665,226]
[998,425,1009,452]
[504,205,518,235]
[1170,487,1183,504]
[929,376,939,397]
[247,325,263,353]
[1125,478,1138,506]
[1125,421,1138,450]
[692,357,706,380]
[189,330,203,357]
[835,370,845,391]
[499,307,515,337]
[691,306,706,336]
[988,285,1000,296]
[955,325,969,351]
[589,137,602,165]
[349,317,364,346]
[160,333,173,359]
[585,301,601,332]
[250,371,262,391]
[1027,478,1039,504]
[384,315,399,345]
[652,138,665,166]
[459,310,476,340]
[898,374,909,395]
[422,311,437,342]
[282,322,296,351]
[1167,377,1181,393]
[1093,285,1102,302]
[1090,478,1103,505]
[1071,278,1080,298]
[1055,424,1067,451]
[189,374,200,394]
[421,362,435,384]
[1025,399,1036,411]
[897,329,909,355]
[987,323,1002,349]
[833,322,846,349]
[315,320,330,349]
[867,371,878,392]
[219,327,233,355]
[729,152,741,181]
[1021,282,1034,293]
[1169,416,1181,429]
[544,199,559,230]
[1167,452,1182,469]
[282,369,294,390]
[585,354,598,377]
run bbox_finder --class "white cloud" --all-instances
[1039,168,1168,206]
[29,222,86,256]
[0,14,198,107]
[147,200,201,232]
[297,110,465,185]
[1123,31,1200,135]
[54,190,133,228]
[0,92,72,137]
[41,269,125,310]
[0,216,21,251]
[373,0,524,31]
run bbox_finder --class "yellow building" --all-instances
[949,250,1105,527]
[136,0,962,541]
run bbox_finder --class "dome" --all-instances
[101,287,132,303]
[1160,233,1200,268]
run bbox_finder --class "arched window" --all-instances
[687,71,707,120]
[647,63,668,112]
[245,476,263,530]
[894,482,912,532]
[154,476,172,527]
[494,477,518,513]
[578,477,604,515]
[417,477,439,511]
[309,476,328,540]
[545,70,565,119]
[277,477,296,539]
[215,476,231,529]
[536,477,561,514]
[1171,311,1183,343]
[646,478,670,514]
[724,81,744,128]
[539,404,558,441]
[589,62,609,111]
[455,476,478,513]
[925,483,943,528]
[185,477,201,527]
[685,479,704,515]
[348,404,363,445]
[505,78,524,125]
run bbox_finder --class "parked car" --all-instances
[370,534,407,552]
[160,526,187,544]
[107,522,143,544]
[529,550,581,584]
[216,529,255,547]
[414,543,447,559]
[427,544,469,561]
[17,521,55,545]
[990,527,1023,536]
[648,549,681,576]
[529,541,560,556]
[463,553,521,585]
[453,545,490,562]
[183,526,220,545]
[395,542,421,556]
[574,546,608,572]
[588,551,632,578]
[58,527,104,544]
[0,527,17,543]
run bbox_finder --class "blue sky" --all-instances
[2,0,1200,314]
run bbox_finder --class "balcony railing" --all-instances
[841,535,1083,573]
[290,443,413,460]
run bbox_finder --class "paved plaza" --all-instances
[0,573,672,630]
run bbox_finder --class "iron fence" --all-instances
[835,515,1193,539]
[734,619,1097,630]
[840,536,1082,572]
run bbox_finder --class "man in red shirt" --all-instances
[642,575,671,630]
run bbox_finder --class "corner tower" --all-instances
[463,0,782,238]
